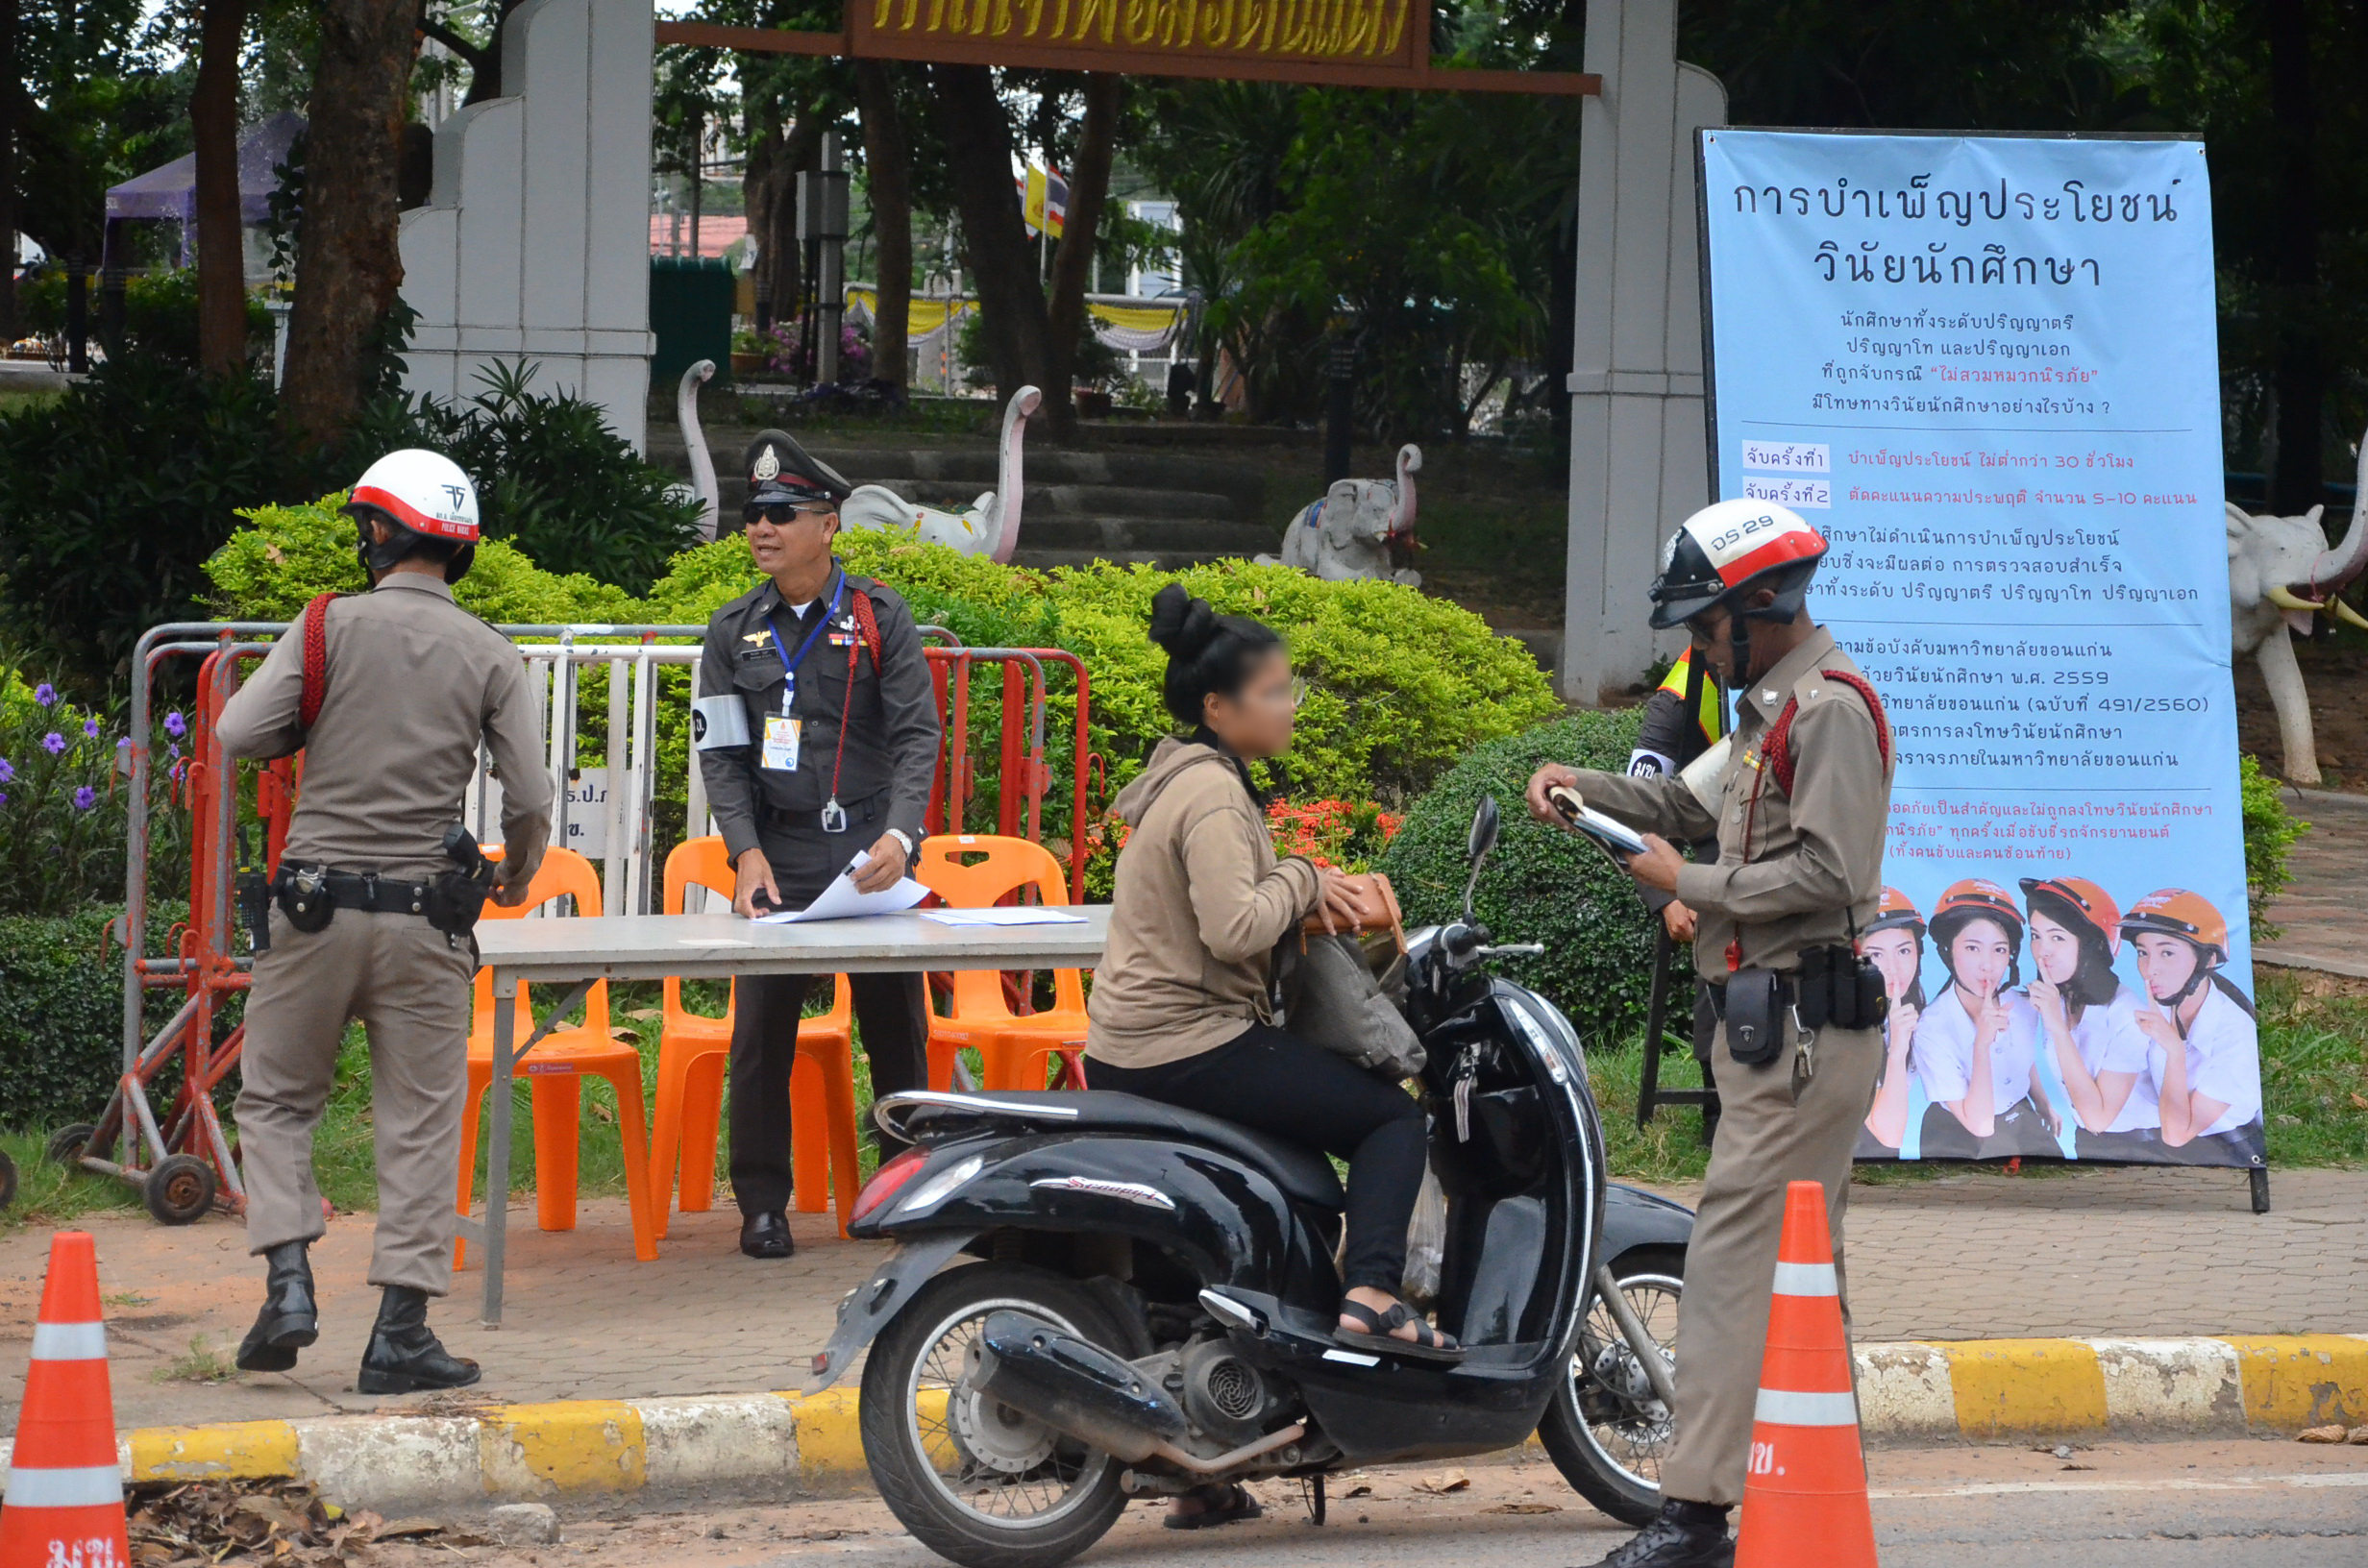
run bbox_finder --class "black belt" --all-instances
[760,791,888,832]
[308,869,436,917]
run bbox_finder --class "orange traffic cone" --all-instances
[0,1232,128,1568]
[1733,1181,1876,1568]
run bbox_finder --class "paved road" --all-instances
[16,1163,2361,1430]
[348,1439,2367,1568]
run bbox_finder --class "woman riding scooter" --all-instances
[1085,587,1450,1357]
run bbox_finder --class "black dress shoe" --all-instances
[740,1212,796,1259]
[357,1286,481,1394]
[1583,1500,1733,1568]
[235,1240,318,1373]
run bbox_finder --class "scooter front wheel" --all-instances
[1539,1245,1685,1526]
[859,1262,1132,1568]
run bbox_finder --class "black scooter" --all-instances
[803,796,1695,1568]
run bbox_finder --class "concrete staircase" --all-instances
[646,426,1280,571]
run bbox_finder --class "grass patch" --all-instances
[2258,968,2368,1166]
[153,1334,238,1384]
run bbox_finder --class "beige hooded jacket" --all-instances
[1083,737,1325,1069]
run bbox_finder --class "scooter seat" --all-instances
[962,1090,1347,1210]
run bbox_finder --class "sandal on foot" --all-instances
[1335,1298,1465,1363]
[1164,1482,1264,1531]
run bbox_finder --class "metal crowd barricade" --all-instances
[93,616,1103,1223]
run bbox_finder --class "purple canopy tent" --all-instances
[102,111,305,260]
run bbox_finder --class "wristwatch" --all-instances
[886,827,914,858]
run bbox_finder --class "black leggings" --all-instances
[1086,1024,1427,1294]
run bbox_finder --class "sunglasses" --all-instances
[744,501,835,527]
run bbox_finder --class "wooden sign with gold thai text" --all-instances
[654,10,1598,94]
[853,0,1418,86]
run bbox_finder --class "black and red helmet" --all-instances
[1648,500,1828,630]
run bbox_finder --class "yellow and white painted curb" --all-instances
[5,1337,2364,1513]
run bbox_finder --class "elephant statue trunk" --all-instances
[2227,425,2368,784]
[678,359,720,541]
[987,385,1041,564]
[1387,443,1420,538]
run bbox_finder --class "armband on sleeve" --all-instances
[692,693,751,750]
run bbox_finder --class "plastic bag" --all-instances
[1401,1168,1448,1305]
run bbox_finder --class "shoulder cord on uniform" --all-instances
[1733,667,1893,970]
[297,591,343,737]
[822,584,887,818]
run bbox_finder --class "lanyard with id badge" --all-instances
[762,571,845,778]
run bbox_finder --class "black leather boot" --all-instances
[356,1285,481,1394]
[1583,1499,1733,1568]
[234,1241,318,1373]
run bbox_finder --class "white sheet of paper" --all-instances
[752,850,928,923]
[921,906,1088,927]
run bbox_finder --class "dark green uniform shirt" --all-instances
[694,568,941,864]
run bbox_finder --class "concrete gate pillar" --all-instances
[1562,0,1727,703]
[397,0,656,452]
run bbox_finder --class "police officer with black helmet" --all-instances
[694,430,942,1259]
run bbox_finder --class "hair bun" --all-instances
[1147,584,1221,660]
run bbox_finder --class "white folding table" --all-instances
[467,908,1112,1324]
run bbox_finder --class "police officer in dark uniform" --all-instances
[694,431,942,1259]
[1630,647,1727,1143]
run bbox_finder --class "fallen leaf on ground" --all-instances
[2299,1425,2348,1443]
[371,1518,444,1539]
[2348,1425,2368,1444]
[623,1007,661,1021]
[1483,1502,1562,1514]
[1343,1484,1372,1499]
[1414,1470,1470,1494]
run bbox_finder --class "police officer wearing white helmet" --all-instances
[1526,502,1894,1568]
[217,450,552,1392]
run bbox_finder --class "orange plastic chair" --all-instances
[646,836,861,1237]
[915,835,1092,1092]
[456,847,657,1267]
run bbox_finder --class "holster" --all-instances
[273,864,335,934]
[1719,968,1787,1067]
[1798,943,1889,1032]
[423,870,490,939]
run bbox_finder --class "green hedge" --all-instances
[205,503,1563,868]
[1377,710,1665,1041]
[0,909,134,1132]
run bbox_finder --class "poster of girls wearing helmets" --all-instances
[1703,131,2265,1169]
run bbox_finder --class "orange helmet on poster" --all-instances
[2120,888,2229,965]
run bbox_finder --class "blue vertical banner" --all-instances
[1697,131,2262,1170]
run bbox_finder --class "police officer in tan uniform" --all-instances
[694,431,941,1260]
[1527,502,1892,1568]
[220,450,551,1392]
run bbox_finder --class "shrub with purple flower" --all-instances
[0,668,190,916]
[163,710,186,739]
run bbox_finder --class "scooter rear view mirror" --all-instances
[1467,794,1500,862]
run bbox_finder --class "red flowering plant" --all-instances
[1266,798,1403,871]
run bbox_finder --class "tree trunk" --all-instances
[281,0,416,444]
[0,0,17,347]
[932,63,1070,433]
[854,59,911,393]
[1045,73,1122,410]
[191,0,247,376]
[2265,0,2322,514]
[745,106,821,336]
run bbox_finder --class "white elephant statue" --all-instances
[2227,434,2368,784]
[1256,443,1421,586]
[676,358,721,541]
[838,385,1040,563]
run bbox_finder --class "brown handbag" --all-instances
[1299,870,1405,948]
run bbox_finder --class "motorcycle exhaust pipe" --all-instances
[973,1311,1190,1464]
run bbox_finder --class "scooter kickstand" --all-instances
[1304,1473,1326,1526]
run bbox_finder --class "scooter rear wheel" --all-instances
[859,1262,1132,1568]
[1539,1245,1685,1526]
